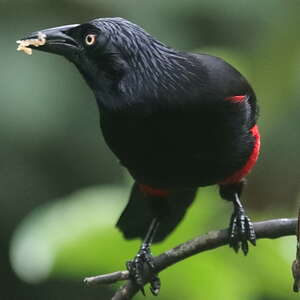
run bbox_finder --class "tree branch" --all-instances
[84,271,130,285]
[84,218,297,300]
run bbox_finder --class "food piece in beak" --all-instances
[16,32,47,55]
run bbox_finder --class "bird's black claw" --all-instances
[126,244,160,296]
[228,208,256,255]
[150,274,161,296]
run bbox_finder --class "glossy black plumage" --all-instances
[19,16,259,252]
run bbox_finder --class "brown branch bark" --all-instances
[83,218,297,300]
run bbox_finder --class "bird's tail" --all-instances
[116,182,197,243]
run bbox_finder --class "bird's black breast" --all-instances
[100,103,254,188]
[98,53,257,188]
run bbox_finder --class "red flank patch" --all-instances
[220,124,260,184]
[139,184,171,197]
[225,95,246,103]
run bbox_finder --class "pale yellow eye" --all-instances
[85,34,96,46]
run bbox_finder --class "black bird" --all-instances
[18,17,260,295]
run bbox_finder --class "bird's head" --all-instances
[18,18,193,111]
[17,18,198,108]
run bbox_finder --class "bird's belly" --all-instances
[123,149,238,188]
[100,113,253,188]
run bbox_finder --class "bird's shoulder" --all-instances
[188,53,254,98]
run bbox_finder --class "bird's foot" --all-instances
[126,243,161,296]
[229,205,256,255]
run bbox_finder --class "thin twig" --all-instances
[83,218,297,300]
[84,271,130,285]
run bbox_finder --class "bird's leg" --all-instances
[219,182,256,255]
[229,193,256,254]
[126,218,161,296]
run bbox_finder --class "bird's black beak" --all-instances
[17,24,80,56]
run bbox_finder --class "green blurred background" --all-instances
[1,0,300,299]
